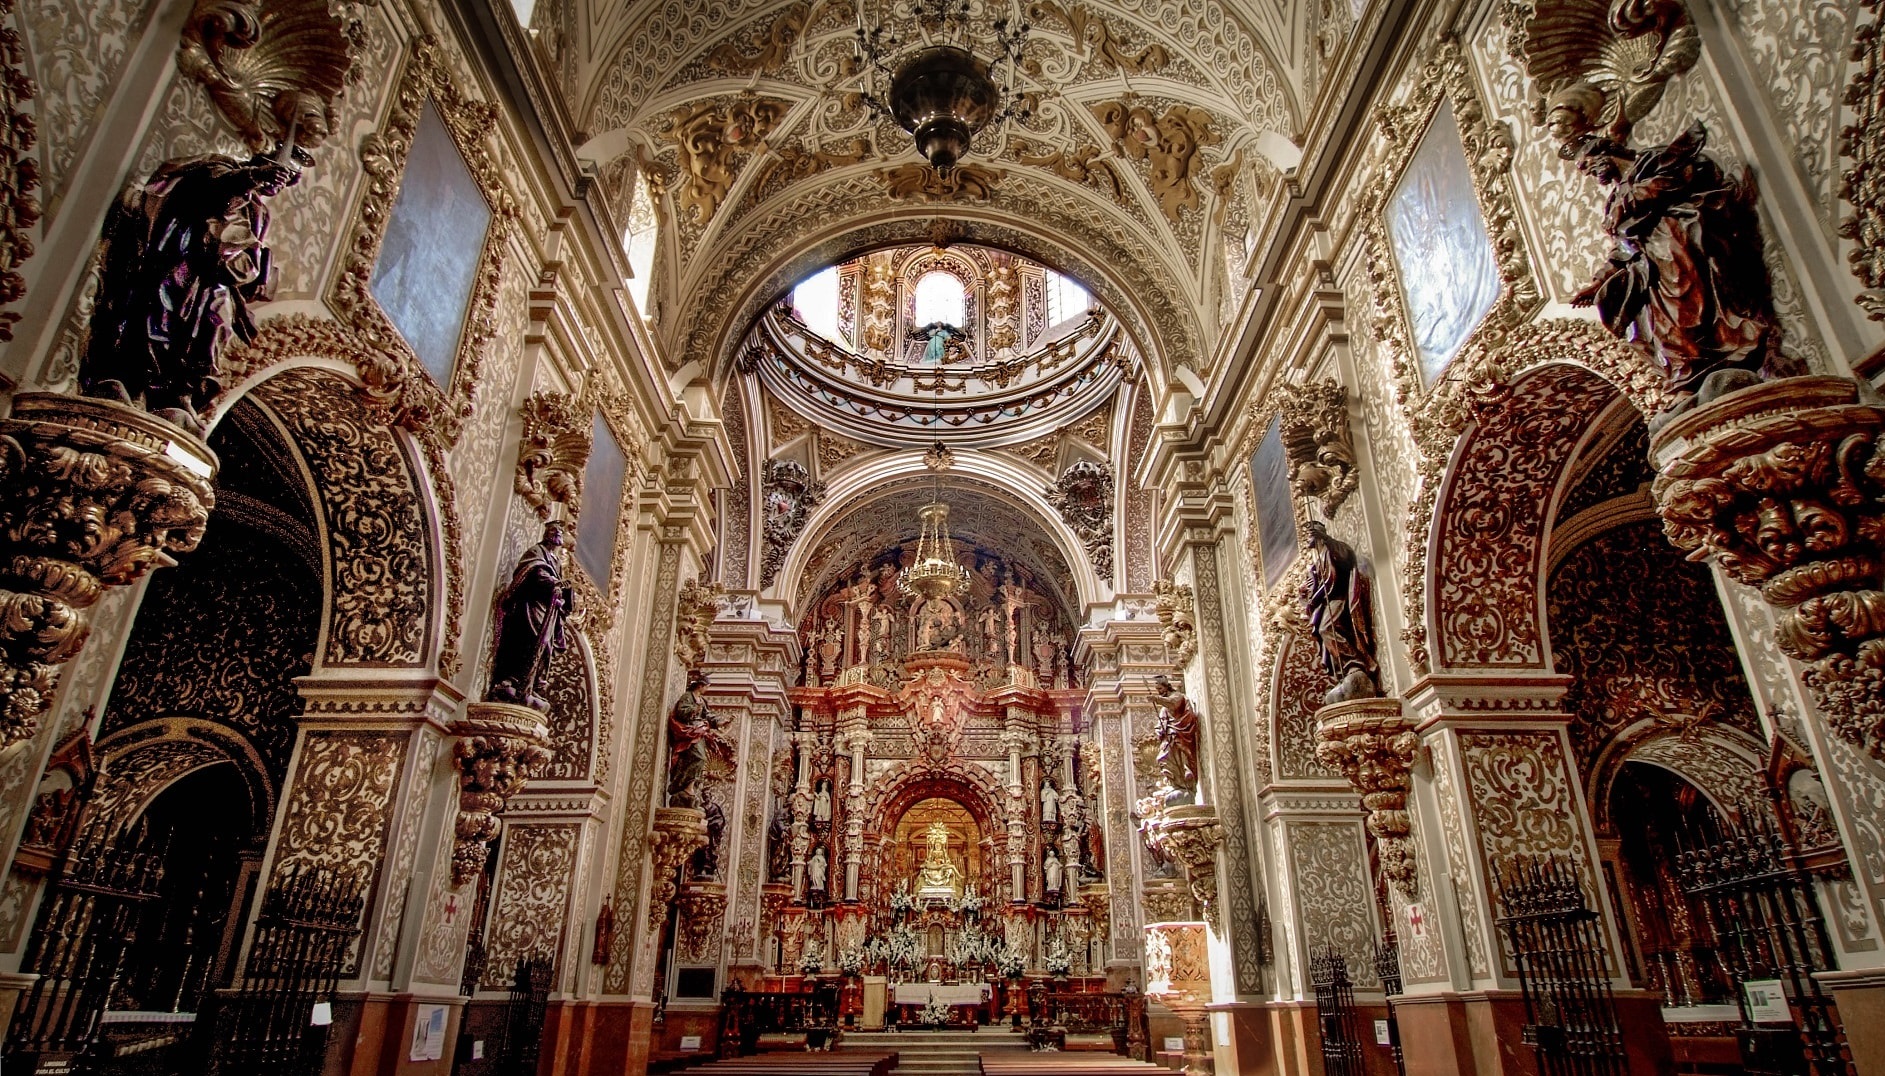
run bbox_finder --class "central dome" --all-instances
[742,243,1129,449]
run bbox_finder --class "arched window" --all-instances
[913,270,966,328]
[623,175,658,318]
[1045,270,1089,327]
[792,266,842,343]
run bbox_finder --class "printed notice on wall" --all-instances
[1744,980,1792,1025]
[409,1003,449,1061]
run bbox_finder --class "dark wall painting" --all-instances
[369,100,493,387]
[577,412,627,584]
[1252,414,1297,587]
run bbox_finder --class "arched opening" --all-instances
[1603,763,1731,1008]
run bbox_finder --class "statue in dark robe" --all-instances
[1302,521,1380,706]
[486,521,576,711]
[1149,674,1199,806]
[81,150,306,429]
[1567,123,1780,407]
[666,670,731,807]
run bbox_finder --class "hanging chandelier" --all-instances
[853,1,1032,171]
[898,443,971,600]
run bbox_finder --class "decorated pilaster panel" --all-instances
[1264,799,1379,1000]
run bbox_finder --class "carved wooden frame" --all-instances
[330,36,520,446]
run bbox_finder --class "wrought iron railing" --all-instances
[1495,856,1626,1076]
[489,955,553,1076]
[1310,946,1366,1076]
[199,866,363,1076]
[1678,819,1854,1076]
[1375,933,1407,1076]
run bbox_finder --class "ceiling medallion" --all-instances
[899,442,971,600]
[854,1,1031,171]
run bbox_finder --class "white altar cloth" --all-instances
[893,982,990,1006]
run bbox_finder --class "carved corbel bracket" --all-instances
[178,0,352,154]
[1150,580,1197,669]
[1316,697,1419,897]
[515,391,593,520]
[675,577,726,670]
[0,394,216,748]
[1275,379,1359,518]
[649,805,711,930]
[1652,376,1885,760]
[675,879,728,963]
[1137,803,1223,928]
[451,701,551,885]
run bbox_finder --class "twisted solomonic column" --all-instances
[0,394,216,747]
[1315,697,1419,897]
[1651,377,1885,759]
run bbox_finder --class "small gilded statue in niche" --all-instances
[666,669,732,808]
[1301,521,1380,706]
[1148,674,1200,806]
[1565,122,1781,410]
[81,146,309,430]
[487,520,577,711]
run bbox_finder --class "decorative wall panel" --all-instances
[482,823,580,986]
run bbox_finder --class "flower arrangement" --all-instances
[996,944,1027,980]
[798,940,825,976]
[836,945,863,976]
[1043,942,1072,977]
[889,887,915,915]
[882,924,921,971]
[918,993,951,1027]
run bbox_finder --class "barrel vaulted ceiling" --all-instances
[530,0,1361,391]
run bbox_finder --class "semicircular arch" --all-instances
[87,717,276,842]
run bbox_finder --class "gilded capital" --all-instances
[1316,697,1419,897]
[451,701,551,885]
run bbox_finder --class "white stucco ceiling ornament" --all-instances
[555,0,1327,394]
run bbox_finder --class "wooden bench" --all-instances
[693,1052,897,1076]
[980,1055,1167,1075]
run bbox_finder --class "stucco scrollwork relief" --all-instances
[1507,0,1699,156]
[1274,379,1360,518]
[0,0,37,340]
[759,458,824,589]
[1045,460,1115,580]
[481,822,580,987]
[675,577,726,671]
[452,704,552,886]
[176,0,353,156]
[1841,0,1885,319]
[329,35,519,445]
[514,389,592,520]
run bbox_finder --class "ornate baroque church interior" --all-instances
[7,0,1885,1073]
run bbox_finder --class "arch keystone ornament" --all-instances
[1315,697,1419,897]
[0,394,216,747]
[1143,920,1213,1076]
[1651,376,1885,759]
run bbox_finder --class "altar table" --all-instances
[892,982,991,1006]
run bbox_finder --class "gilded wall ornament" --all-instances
[674,880,728,963]
[514,391,592,520]
[1150,580,1196,668]
[665,97,786,224]
[1510,0,1699,153]
[0,0,38,342]
[1044,460,1115,579]
[1275,379,1359,517]
[1651,376,1885,763]
[1033,2,1170,75]
[177,0,352,155]
[1839,0,1885,320]
[876,162,1003,202]
[674,578,726,671]
[648,806,711,930]
[1315,699,1418,897]
[759,459,825,588]
[1093,100,1219,222]
[0,395,216,747]
[1009,139,1130,205]
[452,702,552,885]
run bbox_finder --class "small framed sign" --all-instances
[680,1035,703,1052]
[1744,980,1792,1025]
[1375,1019,1391,1046]
[1163,1036,1186,1053]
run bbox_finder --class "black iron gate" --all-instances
[1310,946,1365,1076]
[1678,820,1853,1075]
[199,866,363,1076]
[1495,856,1627,1076]
[1374,933,1407,1076]
[4,832,166,1072]
[489,955,552,1076]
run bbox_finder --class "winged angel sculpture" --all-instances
[1517,0,1782,409]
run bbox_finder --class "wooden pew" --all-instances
[692,1051,898,1076]
[979,1055,1167,1075]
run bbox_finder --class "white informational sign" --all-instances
[1163,1036,1186,1052]
[472,1040,485,1060]
[409,1003,449,1061]
[1375,1019,1391,1046]
[680,1035,703,1052]
[1744,980,1792,1025]
[310,1002,333,1027]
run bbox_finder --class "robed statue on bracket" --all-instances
[1149,674,1199,806]
[487,520,577,711]
[1300,521,1380,706]
[666,669,732,808]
